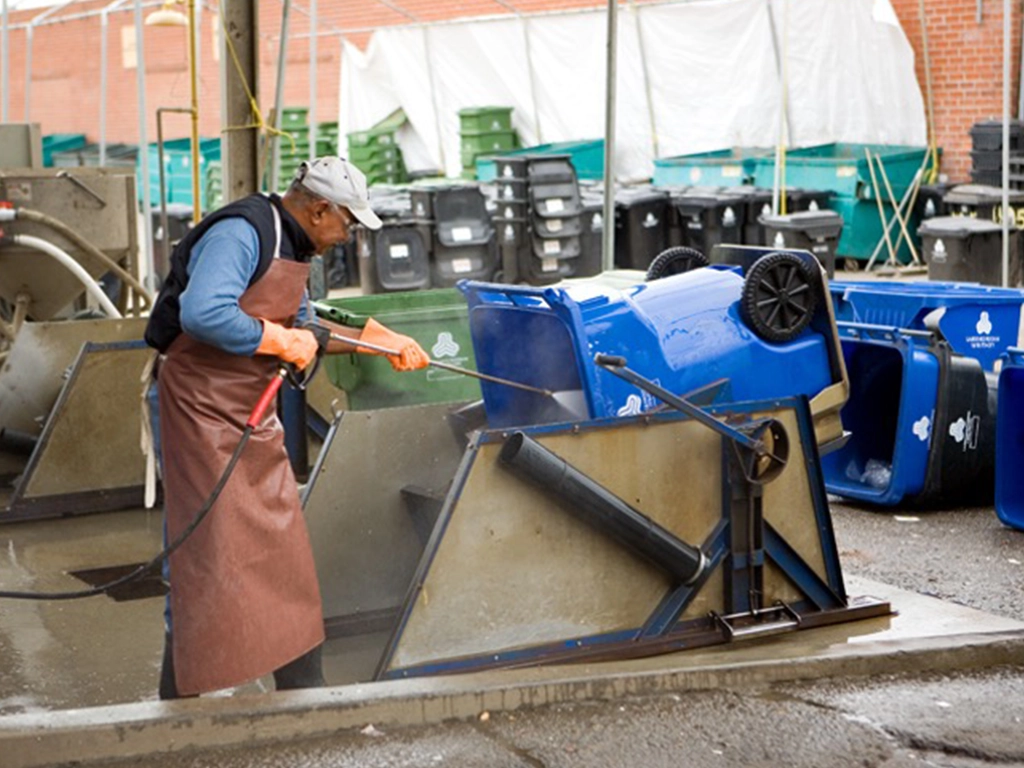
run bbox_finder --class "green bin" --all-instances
[458,106,514,134]
[314,289,480,410]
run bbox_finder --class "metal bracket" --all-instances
[55,170,107,208]
[710,602,801,641]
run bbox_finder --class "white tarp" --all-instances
[339,0,926,181]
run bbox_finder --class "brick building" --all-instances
[0,0,1019,182]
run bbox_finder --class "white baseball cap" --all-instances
[296,156,382,230]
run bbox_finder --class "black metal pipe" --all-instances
[499,432,706,585]
[0,427,37,457]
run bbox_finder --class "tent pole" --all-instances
[422,25,448,174]
[1003,0,1011,287]
[601,0,618,272]
[522,18,543,144]
[2,0,8,123]
[631,1,658,160]
[134,0,155,292]
[268,0,292,194]
[309,0,317,162]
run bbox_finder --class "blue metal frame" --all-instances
[376,394,844,681]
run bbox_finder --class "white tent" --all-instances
[340,0,926,181]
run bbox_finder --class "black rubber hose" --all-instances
[0,425,253,600]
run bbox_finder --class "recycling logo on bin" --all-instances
[931,238,947,263]
[616,381,665,416]
[948,411,980,452]
[643,212,660,229]
[964,310,999,352]
[912,415,932,442]
[426,331,469,382]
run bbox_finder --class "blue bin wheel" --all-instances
[645,246,709,281]
[740,252,818,343]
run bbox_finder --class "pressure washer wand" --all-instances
[330,333,556,398]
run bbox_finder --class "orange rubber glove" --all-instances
[255,319,319,370]
[360,318,430,372]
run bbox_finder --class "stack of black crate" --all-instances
[409,184,498,288]
[970,119,1024,187]
[492,155,601,284]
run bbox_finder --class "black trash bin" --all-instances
[918,216,1020,286]
[916,182,953,222]
[942,183,1024,222]
[670,188,744,257]
[788,187,833,213]
[577,194,605,277]
[760,210,844,278]
[357,220,432,294]
[612,187,669,269]
[720,185,778,246]
[431,186,498,287]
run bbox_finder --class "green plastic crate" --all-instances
[314,289,480,409]
[347,128,396,149]
[652,147,771,187]
[458,106,513,134]
[280,107,309,128]
[460,130,517,160]
[349,144,398,164]
[475,139,604,181]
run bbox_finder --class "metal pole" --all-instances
[2,0,8,122]
[100,10,109,166]
[24,24,32,120]
[187,0,201,221]
[1003,0,1011,287]
[269,0,291,194]
[309,0,317,161]
[600,0,618,273]
[135,0,156,293]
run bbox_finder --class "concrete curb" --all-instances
[4,629,1024,768]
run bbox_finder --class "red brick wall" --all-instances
[2,0,1020,181]
[890,0,1023,182]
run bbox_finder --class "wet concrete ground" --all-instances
[1,497,1022,767]
[97,665,1024,768]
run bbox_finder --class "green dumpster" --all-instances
[750,143,932,262]
[652,147,771,188]
[314,289,480,410]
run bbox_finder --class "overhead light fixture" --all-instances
[145,1,188,27]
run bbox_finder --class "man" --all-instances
[144,157,429,699]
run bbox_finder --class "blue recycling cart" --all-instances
[458,253,845,432]
[829,280,1024,372]
[996,348,1024,530]
[821,322,995,507]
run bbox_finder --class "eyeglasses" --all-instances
[328,201,356,229]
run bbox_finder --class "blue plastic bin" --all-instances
[652,147,770,188]
[458,259,841,429]
[476,139,604,182]
[829,280,1024,372]
[822,322,995,507]
[996,348,1024,530]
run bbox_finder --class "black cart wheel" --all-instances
[740,252,818,343]
[645,246,709,281]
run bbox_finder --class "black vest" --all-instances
[144,194,313,352]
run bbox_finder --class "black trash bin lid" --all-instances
[917,215,1013,238]
[943,184,1024,206]
[759,210,844,238]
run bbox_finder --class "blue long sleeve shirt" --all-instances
[178,218,310,355]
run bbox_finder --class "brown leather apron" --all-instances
[158,257,324,695]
